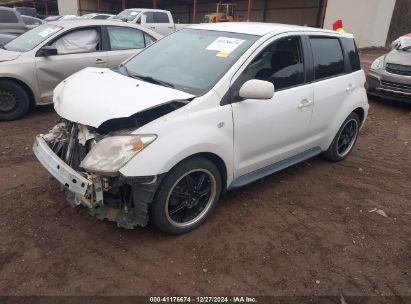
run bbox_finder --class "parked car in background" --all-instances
[0,20,161,120]
[44,15,62,22]
[0,6,27,35]
[0,6,44,38]
[33,23,368,234]
[60,15,78,20]
[14,6,43,19]
[80,13,115,20]
[0,33,16,46]
[367,34,411,103]
[21,15,45,29]
[113,8,187,36]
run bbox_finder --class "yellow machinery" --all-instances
[204,2,240,23]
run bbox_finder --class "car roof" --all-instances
[188,22,353,38]
[121,8,167,12]
[49,19,162,38]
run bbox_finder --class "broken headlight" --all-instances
[80,135,157,175]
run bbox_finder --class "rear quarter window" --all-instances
[310,37,344,80]
[341,37,361,72]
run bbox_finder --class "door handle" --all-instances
[150,26,155,29]
[168,26,173,29]
[95,59,106,64]
[298,99,314,109]
[346,84,353,93]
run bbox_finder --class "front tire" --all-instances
[323,112,360,162]
[150,158,222,235]
[0,80,30,121]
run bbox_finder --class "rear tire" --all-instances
[323,112,360,162]
[0,80,30,121]
[150,157,222,235]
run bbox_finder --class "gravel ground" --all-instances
[0,50,410,297]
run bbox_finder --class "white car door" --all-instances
[231,35,317,182]
[106,26,156,68]
[143,11,173,36]
[152,12,174,35]
[308,35,356,143]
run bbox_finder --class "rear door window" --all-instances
[310,37,344,80]
[144,12,154,23]
[154,12,170,23]
[341,37,361,72]
[107,26,145,50]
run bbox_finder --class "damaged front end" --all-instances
[33,119,163,229]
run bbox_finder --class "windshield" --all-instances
[124,29,259,95]
[114,9,141,21]
[394,35,411,52]
[4,24,63,52]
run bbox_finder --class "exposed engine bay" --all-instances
[38,102,185,228]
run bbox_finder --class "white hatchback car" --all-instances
[34,23,368,234]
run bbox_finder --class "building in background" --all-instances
[386,0,411,45]
[0,0,408,47]
[0,0,58,15]
[323,0,396,48]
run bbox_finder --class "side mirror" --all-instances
[239,79,274,100]
[39,46,58,57]
[140,15,147,24]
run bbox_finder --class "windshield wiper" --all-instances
[131,74,175,88]
[119,65,175,88]
[119,63,132,77]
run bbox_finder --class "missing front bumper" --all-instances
[33,136,93,196]
[33,134,163,229]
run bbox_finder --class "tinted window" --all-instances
[108,26,145,50]
[236,36,305,92]
[0,10,19,23]
[144,12,154,23]
[310,37,344,80]
[154,12,169,23]
[341,37,361,72]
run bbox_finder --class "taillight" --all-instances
[364,81,369,90]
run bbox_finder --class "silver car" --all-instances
[0,20,162,120]
[367,35,411,103]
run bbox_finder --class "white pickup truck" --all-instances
[113,8,187,36]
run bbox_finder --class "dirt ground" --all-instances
[0,50,410,297]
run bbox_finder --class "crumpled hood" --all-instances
[0,49,21,62]
[385,49,411,66]
[54,68,195,128]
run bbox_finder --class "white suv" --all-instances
[34,23,368,234]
